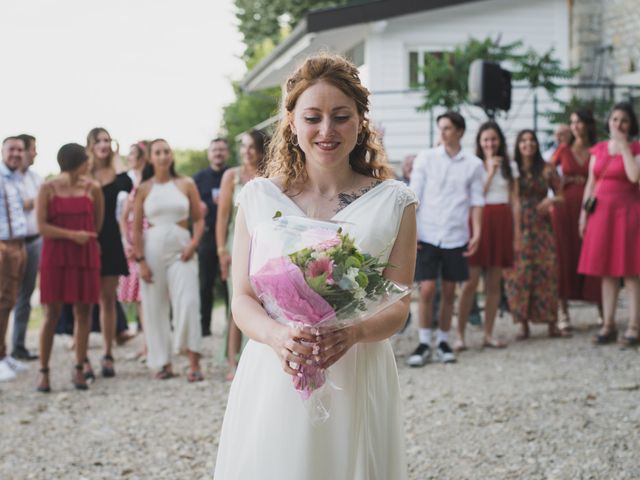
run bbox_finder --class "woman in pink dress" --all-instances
[578,102,640,346]
[551,110,602,332]
[118,142,148,358]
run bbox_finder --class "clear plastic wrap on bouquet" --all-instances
[249,213,411,425]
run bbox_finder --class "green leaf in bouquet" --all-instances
[345,256,361,269]
[273,211,283,219]
[356,271,369,288]
[306,273,333,296]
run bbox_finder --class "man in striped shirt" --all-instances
[0,137,29,381]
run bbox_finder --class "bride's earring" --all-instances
[291,134,299,147]
[356,132,365,146]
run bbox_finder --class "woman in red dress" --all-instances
[551,110,602,333]
[37,144,104,392]
[578,102,640,346]
[456,121,521,350]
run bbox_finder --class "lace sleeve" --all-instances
[395,181,418,209]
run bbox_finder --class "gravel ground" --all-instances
[1,298,638,480]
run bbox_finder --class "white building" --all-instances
[241,0,572,163]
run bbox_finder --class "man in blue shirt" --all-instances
[0,137,29,381]
[193,138,229,336]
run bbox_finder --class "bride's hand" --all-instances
[316,324,362,370]
[269,324,319,377]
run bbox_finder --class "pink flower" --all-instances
[306,256,335,284]
[315,236,341,251]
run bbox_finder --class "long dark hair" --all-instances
[245,129,269,174]
[514,129,545,179]
[570,109,597,146]
[142,138,178,181]
[475,121,512,181]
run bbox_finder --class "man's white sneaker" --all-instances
[3,355,28,373]
[0,359,17,381]
[434,341,456,364]
[406,343,431,367]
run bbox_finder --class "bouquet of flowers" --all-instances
[249,213,410,423]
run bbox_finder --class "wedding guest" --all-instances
[36,143,104,392]
[400,154,415,184]
[214,53,416,480]
[193,138,229,337]
[504,130,565,339]
[578,102,640,346]
[11,134,43,361]
[543,123,571,161]
[0,137,29,382]
[456,121,521,350]
[133,139,204,380]
[551,110,602,332]
[87,127,133,378]
[407,111,484,366]
[118,142,149,357]
[216,129,266,380]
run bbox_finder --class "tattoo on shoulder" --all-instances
[336,180,383,213]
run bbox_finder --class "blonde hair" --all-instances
[265,53,392,192]
[86,127,114,170]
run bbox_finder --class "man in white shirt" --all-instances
[408,112,484,366]
[11,134,42,361]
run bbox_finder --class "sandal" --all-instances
[482,338,507,349]
[187,370,204,383]
[83,358,96,382]
[101,354,115,378]
[549,323,571,338]
[620,327,640,348]
[593,328,618,345]
[558,312,573,334]
[37,367,51,393]
[155,365,175,380]
[72,364,88,391]
[453,339,467,353]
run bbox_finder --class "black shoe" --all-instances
[202,330,212,337]
[12,348,38,361]
[83,358,96,382]
[101,355,115,378]
[73,365,89,391]
[406,343,431,367]
[37,367,51,393]
[435,341,456,364]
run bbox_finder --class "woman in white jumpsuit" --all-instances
[133,139,205,381]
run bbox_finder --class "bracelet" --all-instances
[135,256,145,263]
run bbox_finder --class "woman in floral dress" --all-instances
[504,130,566,339]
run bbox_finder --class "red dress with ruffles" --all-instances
[40,195,101,304]
[551,144,601,302]
[578,141,640,277]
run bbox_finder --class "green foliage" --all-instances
[544,95,613,140]
[235,0,349,62]
[174,148,208,177]
[418,36,578,112]
[220,82,281,160]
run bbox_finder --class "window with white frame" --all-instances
[408,48,446,88]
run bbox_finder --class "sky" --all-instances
[0,0,246,176]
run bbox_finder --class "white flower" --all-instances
[354,287,366,300]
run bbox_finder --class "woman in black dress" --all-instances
[87,128,133,377]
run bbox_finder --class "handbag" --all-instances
[583,154,613,215]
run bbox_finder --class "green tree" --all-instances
[174,148,208,177]
[235,0,349,62]
[418,36,578,112]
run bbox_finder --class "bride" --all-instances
[214,53,417,480]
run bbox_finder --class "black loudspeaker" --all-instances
[468,60,512,112]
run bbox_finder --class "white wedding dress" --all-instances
[214,178,417,480]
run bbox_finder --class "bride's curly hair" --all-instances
[265,53,393,192]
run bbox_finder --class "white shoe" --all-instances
[4,356,28,373]
[0,359,17,381]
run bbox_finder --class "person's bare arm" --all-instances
[37,182,96,245]
[133,182,152,283]
[180,178,204,262]
[215,168,236,280]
